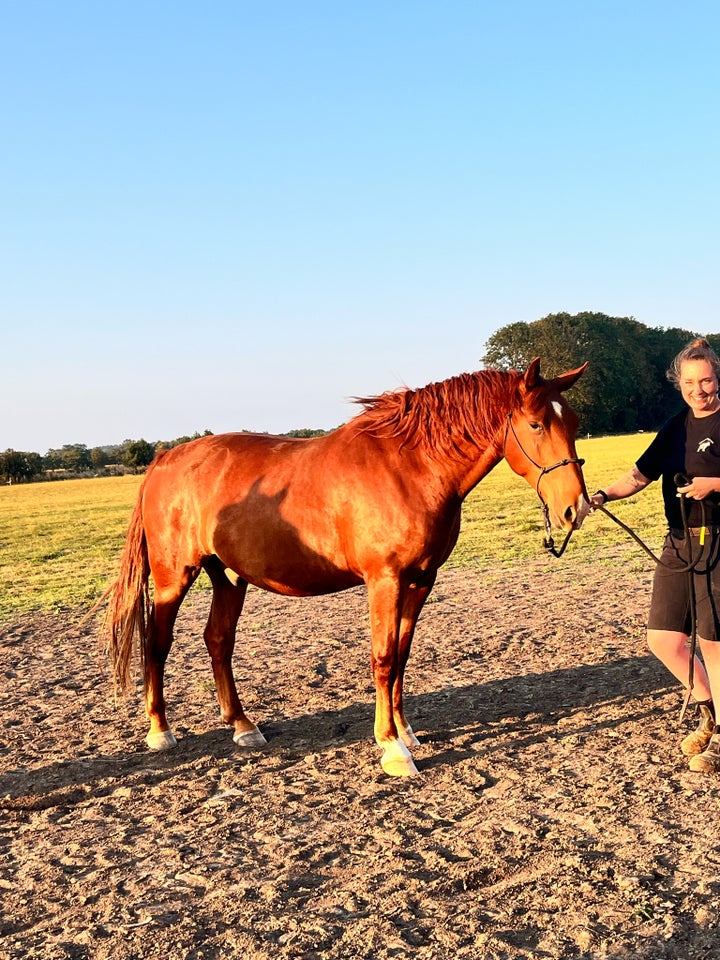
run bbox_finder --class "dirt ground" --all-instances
[2,550,720,960]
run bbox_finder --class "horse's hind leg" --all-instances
[203,558,267,748]
[145,574,197,750]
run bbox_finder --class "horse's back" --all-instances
[139,431,361,592]
[146,428,398,505]
[139,428,458,595]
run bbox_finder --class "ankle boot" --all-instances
[689,732,720,773]
[681,701,716,756]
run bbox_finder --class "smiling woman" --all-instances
[676,359,720,418]
[589,337,720,776]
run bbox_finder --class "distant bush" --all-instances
[0,449,43,484]
[282,428,334,438]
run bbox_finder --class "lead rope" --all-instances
[680,487,698,724]
[543,521,575,558]
[593,486,706,725]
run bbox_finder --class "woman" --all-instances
[590,338,720,773]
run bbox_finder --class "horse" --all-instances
[101,357,588,777]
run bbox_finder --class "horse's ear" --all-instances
[522,357,542,391]
[552,361,589,393]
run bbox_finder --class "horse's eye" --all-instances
[529,421,542,431]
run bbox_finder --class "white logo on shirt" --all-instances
[698,437,714,453]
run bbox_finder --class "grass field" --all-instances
[0,434,666,620]
[452,432,666,566]
[0,474,144,619]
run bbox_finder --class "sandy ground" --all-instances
[2,551,720,959]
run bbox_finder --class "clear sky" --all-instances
[2,1,718,453]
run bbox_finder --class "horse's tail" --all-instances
[101,479,152,698]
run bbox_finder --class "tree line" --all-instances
[0,428,331,484]
[0,433,210,484]
[482,312,720,436]
[4,312,717,483]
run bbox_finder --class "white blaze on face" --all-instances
[552,400,563,418]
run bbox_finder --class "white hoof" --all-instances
[399,723,420,751]
[233,726,267,748]
[379,737,420,777]
[146,729,177,751]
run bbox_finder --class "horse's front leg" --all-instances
[367,575,419,777]
[393,577,435,751]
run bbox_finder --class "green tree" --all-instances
[167,429,213,448]
[0,449,42,483]
[90,447,109,469]
[283,428,332,438]
[123,439,157,470]
[45,444,93,472]
[482,313,717,434]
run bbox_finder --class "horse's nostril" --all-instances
[565,504,577,525]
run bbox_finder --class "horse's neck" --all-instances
[444,381,514,499]
[393,419,508,502]
[343,378,514,500]
[451,431,506,501]
[436,393,510,500]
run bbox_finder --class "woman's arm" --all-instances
[591,466,652,508]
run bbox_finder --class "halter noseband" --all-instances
[503,413,585,556]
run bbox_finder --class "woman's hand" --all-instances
[575,498,593,526]
[676,476,720,500]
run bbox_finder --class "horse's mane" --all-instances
[351,369,521,459]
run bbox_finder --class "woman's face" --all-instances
[680,359,720,417]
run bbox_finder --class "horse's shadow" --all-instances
[256,650,672,773]
[0,652,672,805]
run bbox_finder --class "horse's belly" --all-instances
[214,526,363,597]
[242,569,363,597]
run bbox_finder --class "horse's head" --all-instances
[503,357,588,532]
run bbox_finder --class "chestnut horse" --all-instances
[102,358,587,777]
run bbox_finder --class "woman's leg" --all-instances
[646,629,712,701]
[688,638,720,771]
[697,638,720,703]
[647,629,715,757]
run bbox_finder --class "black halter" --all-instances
[503,413,585,556]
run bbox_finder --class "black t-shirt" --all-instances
[636,408,720,529]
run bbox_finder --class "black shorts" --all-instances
[648,531,720,640]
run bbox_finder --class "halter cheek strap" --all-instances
[504,414,585,495]
[503,413,586,555]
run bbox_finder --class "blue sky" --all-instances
[2,1,718,453]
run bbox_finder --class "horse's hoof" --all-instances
[381,751,420,777]
[378,737,420,777]
[233,726,267,748]
[146,730,177,751]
